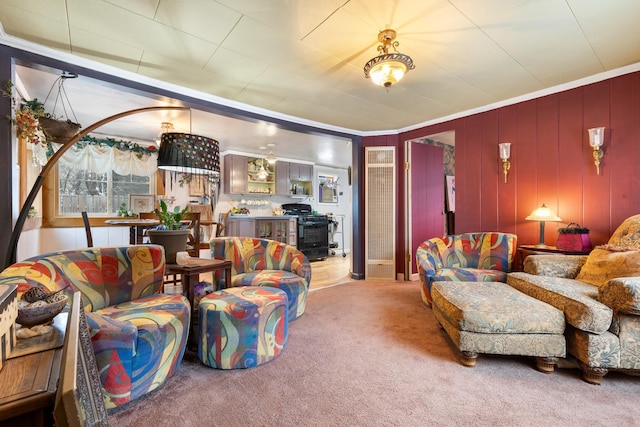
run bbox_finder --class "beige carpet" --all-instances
[109,281,640,426]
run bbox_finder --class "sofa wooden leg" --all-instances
[535,357,558,374]
[460,351,477,367]
[579,362,608,385]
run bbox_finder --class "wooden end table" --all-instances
[514,245,592,271]
[165,258,232,350]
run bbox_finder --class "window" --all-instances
[39,136,158,226]
[57,163,152,216]
[318,174,338,204]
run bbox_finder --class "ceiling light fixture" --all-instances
[266,143,277,164]
[257,146,268,180]
[155,122,174,146]
[363,29,415,90]
[158,132,220,176]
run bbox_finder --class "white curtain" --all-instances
[34,141,158,176]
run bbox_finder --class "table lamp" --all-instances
[525,204,562,248]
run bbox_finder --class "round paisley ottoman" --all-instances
[198,286,289,369]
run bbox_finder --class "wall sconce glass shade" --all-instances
[364,29,415,89]
[588,127,605,175]
[498,142,511,183]
[158,132,220,175]
[525,204,562,247]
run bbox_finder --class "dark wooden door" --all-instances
[408,142,444,276]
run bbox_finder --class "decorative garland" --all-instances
[43,135,157,158]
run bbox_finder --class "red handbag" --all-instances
[556,223,592,251]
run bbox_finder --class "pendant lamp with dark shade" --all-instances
[158,132,220,175]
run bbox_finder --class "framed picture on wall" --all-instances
[129,194,155,213]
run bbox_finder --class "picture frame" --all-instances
[129,194,155,213]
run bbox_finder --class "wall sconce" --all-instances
[525,204,562,248]
[498,143,511,183]
[587,127,605,175]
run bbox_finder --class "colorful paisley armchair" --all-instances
[0,245,190,409]
[416,232,518,307]
[210,237,311,321]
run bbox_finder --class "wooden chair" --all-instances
[81,211,93,247]
[216,212,229,237]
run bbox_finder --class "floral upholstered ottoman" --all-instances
[198,286,288,369]
[432,281,566,373]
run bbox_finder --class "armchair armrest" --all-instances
[524,255,588,278]
[599,277,640,315]
[416,246,439,275]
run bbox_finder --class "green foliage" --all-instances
[153,200,188,230]
[77,136,157,159]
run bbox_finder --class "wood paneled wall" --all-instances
[365,71,640,277]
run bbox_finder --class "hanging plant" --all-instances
[2,81,45,144]
[38,73,82,143]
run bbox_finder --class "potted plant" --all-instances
[146,200,191,264]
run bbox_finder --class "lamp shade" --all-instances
[158,132,220,175]
[525,204,562,222]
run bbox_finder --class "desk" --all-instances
[514,245,592,271]
[0,313,67,426]
[105,219,159,244]
[165,258,233,350]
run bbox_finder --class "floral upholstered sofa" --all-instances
[507,214,640,384]
[416,232,517,307]
[0,245,190,408]
[210,237,311,321]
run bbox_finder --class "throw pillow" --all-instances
[576,248,640,287]
[607,214,640,249]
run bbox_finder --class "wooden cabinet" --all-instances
[273,161,313,196]
[226,217,256,237]
[223,154,275,195]
[223,154,248,194]
[275,161,290,195]
[289,162,313,181]
[227,217,297,246]
[224,155,312,196]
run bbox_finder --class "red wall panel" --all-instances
[366,71,640,277]
[610,73,640,230]
[497,106,517,233]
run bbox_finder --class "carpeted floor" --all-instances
[109,281,640,426]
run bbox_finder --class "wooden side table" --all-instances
[0,313,67,427]
[514,245,591,271]
[165,258,233,350]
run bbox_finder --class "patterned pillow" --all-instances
[576,248,640,287]
[607,214,640,249]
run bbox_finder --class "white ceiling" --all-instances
[2,1,640,167]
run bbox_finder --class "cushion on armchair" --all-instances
[598,278,640,315]
[417,232,517,307]
[576,248,640,287]
[210,237,311,321]
[0,245,190,409]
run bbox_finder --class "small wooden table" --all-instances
[105,218,159,244]
[165,258,233,350]
[514,245,592,271]
[0,313,67,426]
